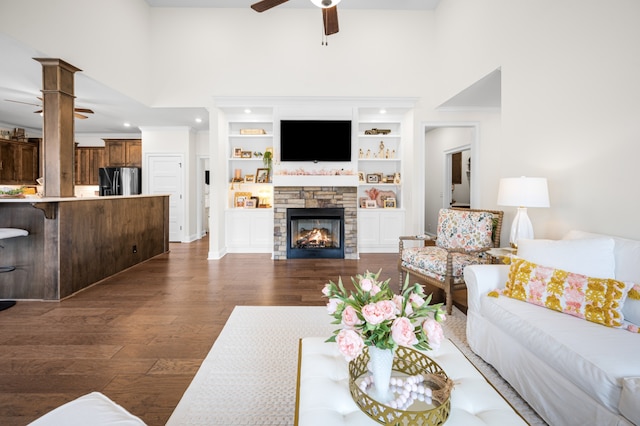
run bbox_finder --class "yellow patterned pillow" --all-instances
[504,257,630,328]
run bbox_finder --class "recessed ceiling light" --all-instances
[123,122,131,127]
[244,109,252,114]
[379,109,387,114]
[195,117,202,123]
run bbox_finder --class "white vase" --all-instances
[368,346,394,403]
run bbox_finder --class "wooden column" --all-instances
[34,58,81,198]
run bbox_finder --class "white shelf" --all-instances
[272,175,358,187]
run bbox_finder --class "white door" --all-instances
[148,155,184,242]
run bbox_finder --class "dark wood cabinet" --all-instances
[0,139,39,185]
[103,139,142,167]
[75,147,105,185]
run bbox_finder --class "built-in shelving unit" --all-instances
[356,109,406,252]
[215,99,414,255]
[223,108,275,253]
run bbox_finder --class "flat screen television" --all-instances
[280,120,352,162]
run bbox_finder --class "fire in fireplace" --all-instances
[286,208,345,259]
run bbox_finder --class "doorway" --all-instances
[147,154,185,242]
[419,123,479,235]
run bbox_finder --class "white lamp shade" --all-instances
[310,0,342,8]
[497,177,550,208]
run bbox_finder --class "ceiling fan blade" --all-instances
[74,112,89,119]
[251,0,289,12]
[5,99,41,107]
[323,6,339,36]
[74,108,94,114]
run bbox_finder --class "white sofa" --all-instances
[464,230,640,426]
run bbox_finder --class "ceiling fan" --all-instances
[4,97,94,119]
[251,0,340,36]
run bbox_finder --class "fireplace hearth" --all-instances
[287,208,344,259]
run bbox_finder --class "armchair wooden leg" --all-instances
[444,277,453,315]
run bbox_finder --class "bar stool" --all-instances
[0,228,29,311]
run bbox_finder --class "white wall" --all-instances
[433,0,640,240]
[3,0,640,243]
[0,0,152,105]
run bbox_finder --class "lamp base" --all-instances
[510,207,534,248]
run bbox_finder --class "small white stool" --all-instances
[0,228,29,273]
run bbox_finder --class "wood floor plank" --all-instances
[0,236,466,425]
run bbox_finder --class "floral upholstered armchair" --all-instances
[398,208,503,314]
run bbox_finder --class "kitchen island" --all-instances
[0,195,169,300]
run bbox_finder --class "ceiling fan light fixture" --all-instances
[310,0,341,9]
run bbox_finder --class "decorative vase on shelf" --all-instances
[368,346,394,403]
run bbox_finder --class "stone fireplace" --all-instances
[273,186,357,260]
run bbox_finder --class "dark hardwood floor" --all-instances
[0,237,465,425]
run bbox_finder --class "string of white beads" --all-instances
[358,374,433,410]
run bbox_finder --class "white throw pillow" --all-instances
[516,237,616,279]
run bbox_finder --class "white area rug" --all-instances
[166,306,547,426]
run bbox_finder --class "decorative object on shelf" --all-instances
[233,147,242,158]
[253,151,263,158]
[364,128,391,135]
[239,128,266,135]
[365,200,377,209]
[323,270,446,408]
[497,176,550,248]
[377,190,397,207]
[244,199,257,208]
[394,172,401,184]
[234,192,252,208]
[262,148,273,179]
[358,172,365,182]
[378,141,385,158]
[366,174,380,184]
[365,187,379,202]
[359,148,364,159]
[276,168,355,176]
[383,198,397,209]
[366,149,371,158]
[256,168,270,183]
[241,151,252,158]
[349,345,453,424]
[244,174,255,183]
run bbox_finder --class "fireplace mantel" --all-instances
[273,175,358,187]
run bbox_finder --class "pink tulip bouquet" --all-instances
[323,270,447,361]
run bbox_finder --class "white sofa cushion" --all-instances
[479,294,640,413]
[517,237,616,278]
[563,230,640,283]
[619,377,640,425]
[28,392,146,426]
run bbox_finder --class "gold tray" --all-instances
[349,346,452,425]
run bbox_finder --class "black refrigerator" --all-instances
[99,167,141,196]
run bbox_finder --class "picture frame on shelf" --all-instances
[385,175,395,184]
[359,197,368,208]
[256,168,270,183]
[244,199,256,208]
[383,198,397,208]
[365,200,377,209]
[244,174,255,183]
[241,151,252,158]
[234,191,252,208]
[366,173,380,184]
[250,196,260,207]
[233,147,242,158]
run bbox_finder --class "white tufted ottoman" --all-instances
[295,337,527,426]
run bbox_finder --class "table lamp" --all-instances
[497,176,550,248]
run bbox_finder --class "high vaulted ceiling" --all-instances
[0,1,441,136]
